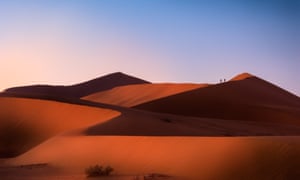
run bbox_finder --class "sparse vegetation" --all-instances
[85,164,114,177]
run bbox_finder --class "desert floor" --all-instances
[1,136,300,180]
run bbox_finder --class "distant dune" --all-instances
[0,97,120,158]
[3,72,150,98]
[83,83,208,107]
[135,73,300,125]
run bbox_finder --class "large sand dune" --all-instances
[0,97,120,157]
[135,73,300,124]
[3,95,299,159]
[2,91,299,160]
[83,83,207,107]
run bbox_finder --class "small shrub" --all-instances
[85,164,114,177]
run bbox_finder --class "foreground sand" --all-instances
[2,136,300,180]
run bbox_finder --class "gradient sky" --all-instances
[0,0,299,95]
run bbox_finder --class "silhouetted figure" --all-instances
[224,78,226,82]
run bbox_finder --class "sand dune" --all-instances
[0,97,120,157]
[2,91,299,160]
[2,72,300,158]
[83,83,207,107]
[1,95,300,161]
[135,73,300,124]
[4,72,150,98]
[1,72,300,180]
[5,135,300,180]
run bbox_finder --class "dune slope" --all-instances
[4,72,150,98]
[0,97,120,158]
[83,83,207,107]
[135,74,300,124]
[1,94,299,160]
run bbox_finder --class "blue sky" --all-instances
[0,0,299,95]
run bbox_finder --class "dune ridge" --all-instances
[3,72,150,98]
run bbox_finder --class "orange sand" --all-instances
[6,136,300,180]
[83,83,207,107]
[0,97,120,157]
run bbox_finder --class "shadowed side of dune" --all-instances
[0,97,120,158]
[0,119,42,158]
[83,110,300,136]
[134,75,300,125]
[4,72,150,98]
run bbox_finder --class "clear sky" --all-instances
[0,0,299,96]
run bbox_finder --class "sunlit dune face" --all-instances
[83,83,208,107]
[7,136,251,179]
[0,97,120,157]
